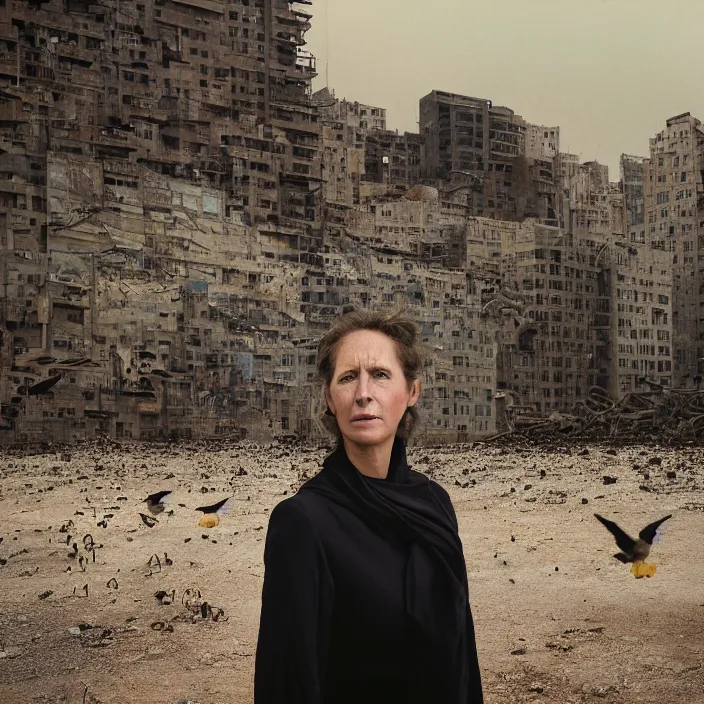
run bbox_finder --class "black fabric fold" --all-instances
[301,436,483,703]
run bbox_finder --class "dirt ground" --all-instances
[1,438,703,704]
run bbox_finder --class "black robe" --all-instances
[254,437,483,704]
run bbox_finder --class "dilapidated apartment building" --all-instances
[314,88,389,206]
[363,130,422,189]
[621,153,646,229]
[644,112,704,386]
[418,90,560,225]
[460,218,673,417]
[524,123,559,161]
[0,1,680,443]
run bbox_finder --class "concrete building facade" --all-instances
[419,90,559,225]
[363,131,422,187]
[524,123,560,161]
[621,154,646,229]
[644,112,704,385]
[0,1,684,443]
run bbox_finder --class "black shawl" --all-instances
[301,437,484,703]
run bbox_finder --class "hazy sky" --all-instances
[306,0,704,179]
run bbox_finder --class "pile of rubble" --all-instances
[496,381,704,444]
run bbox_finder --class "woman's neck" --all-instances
[342,437,394,479]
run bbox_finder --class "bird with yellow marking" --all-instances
[196,497,233,528]
[594,513,671,578]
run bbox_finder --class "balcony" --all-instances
[55,43,96,66]
[172,0,225,14]
[0,56,19,77]
[0,99,27,122]
[0,178,26,194]
[92,128,138,151]
[126,103,169,124]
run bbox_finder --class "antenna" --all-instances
[325,0,330,88]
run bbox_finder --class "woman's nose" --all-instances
[355,376,372,404]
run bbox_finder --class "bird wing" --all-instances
[146,490,172,505]
[214,498,233,517]
[196,497,233,516]
[594,514,636,553]
[639,515,672,545]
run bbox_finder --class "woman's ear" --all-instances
[408,379,421,407]
[324,387,336,416]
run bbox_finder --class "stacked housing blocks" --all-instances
[0,1,692,443]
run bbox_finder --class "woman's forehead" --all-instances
[335,330,400,364]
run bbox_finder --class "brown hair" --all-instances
[316,308,425,439]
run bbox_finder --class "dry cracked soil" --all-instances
[1,438,703,704]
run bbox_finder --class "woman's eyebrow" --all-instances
[337,367,358,376]
[337,364,391,376]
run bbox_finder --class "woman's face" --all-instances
[325,330,420,450]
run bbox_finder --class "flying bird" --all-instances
[594,513,671,577]
[143,491,173,516]
[195,497,233,528]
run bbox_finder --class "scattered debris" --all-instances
[139,513,158,528]
[490,384,704,443]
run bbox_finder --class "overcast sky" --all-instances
[306,0,704,179]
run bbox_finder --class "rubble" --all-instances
[491,383,704,444]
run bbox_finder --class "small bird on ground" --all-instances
[594,513,672,576]
[195,497,233,528]
[144,491,173,516]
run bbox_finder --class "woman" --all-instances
[254,309,483,704]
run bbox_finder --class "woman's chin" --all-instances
[343,422,390,446]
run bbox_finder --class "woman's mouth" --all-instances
[351,415,380,423]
